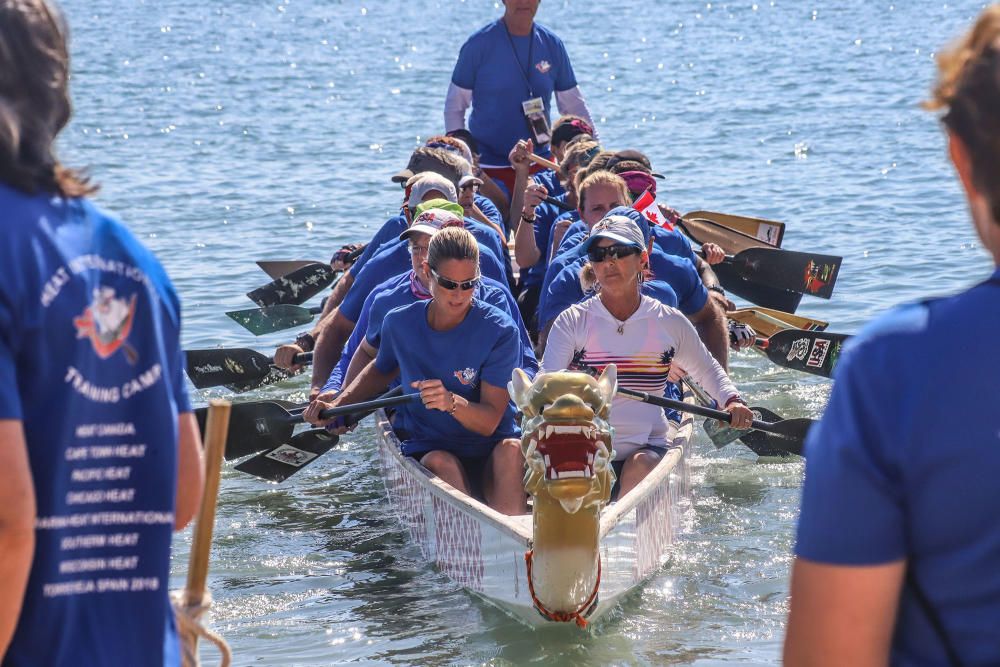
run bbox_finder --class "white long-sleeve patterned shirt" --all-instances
[541,294,740,459]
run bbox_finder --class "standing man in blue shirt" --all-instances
[0,2,204,664]
[785,8,1000,665]
[445,0,596,196]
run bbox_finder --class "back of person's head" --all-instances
[393,146,470,186]
[551,115,594,148]
[0,0,93,196]
[928,6,1000,223]
[425,134,475,167]
[576,170,629,212]
[559,139,601,181]
[427,226,479,270]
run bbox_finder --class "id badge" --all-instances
[521,97,551,145]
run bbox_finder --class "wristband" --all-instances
[725,396,747,407]
[447,392,459,415]
[708,285,726,296]
[520,211,536,224]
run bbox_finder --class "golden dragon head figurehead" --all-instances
[508,366,617,515]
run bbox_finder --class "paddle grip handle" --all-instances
[543,195,573,212]
[617,386,784,435]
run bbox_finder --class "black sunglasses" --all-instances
[430,268,479,291]
[587,243,642,263]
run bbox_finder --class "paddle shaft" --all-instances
[286,392,418,422]
[543,195,573,212]
[527,153,559,171]
[617,386,792,436]
[185,399,230,607]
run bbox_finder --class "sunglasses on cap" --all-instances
[430,268,480,291]
[587,243,642,263]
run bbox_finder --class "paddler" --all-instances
[785,7,1000,665]
[306,227,528,516]
[541,215,752,498]
[0,1,204,664]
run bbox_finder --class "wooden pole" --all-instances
[527,153,560,172]
[184,399,230,607]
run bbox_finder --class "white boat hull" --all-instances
[374,391,693,627]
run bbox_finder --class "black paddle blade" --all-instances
[714,262,804,312]
[759,329,850,379]
[739,407,799,458]
[234,430,339,482]
[186,347,276,389]
[730,247,842,299]
[195,400,300,460]
[256,260,323,280]
[246,262,336,307]
[226,304,317,336]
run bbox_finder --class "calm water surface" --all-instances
[58,1,993,664]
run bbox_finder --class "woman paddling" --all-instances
[306,227,527,515]
[541,215,753,498]
[785,8,1000,665]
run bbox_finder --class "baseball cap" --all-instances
[551,118,595,147]
[406,172,457,207]
[585,215,646,251]
[458,173,484,189]
[392,147,466,185]
[607,206,652,244]
[399,209,465,241]
[414,198,465,219]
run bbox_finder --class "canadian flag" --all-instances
[632,188,674,231]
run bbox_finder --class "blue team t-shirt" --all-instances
[0,185,189,667]
[339,237,506,324]
[350,213,407,276]
[451,20,578,166]
[796,271,1000,664]
[375,299,521,457]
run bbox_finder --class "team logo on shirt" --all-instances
[73,287,138,364]
[535,60,552,74]
[454,367,478,386]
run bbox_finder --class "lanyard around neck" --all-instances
[502,20,536,98]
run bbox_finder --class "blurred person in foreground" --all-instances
[784,7,1000,666]
[0,1,203,664]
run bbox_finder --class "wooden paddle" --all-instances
[177,399,233,666]
[246,262,338,307]
[226,303,323,336]
[700,246,842,299]
[676,216,773,256]
[618,386,811,455]
[729,307,829,337]
[194,392,419,460]
[755,329,849,379]
[527,153,559,171]
[683,210,785,248]
[256,260,323,280]
[185,347,313,391]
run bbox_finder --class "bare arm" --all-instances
[784,557,905,667]
[304,358,398,426]
[0,420,36,660]
[173,412,204,531]
[507,140,533,233]
[688,298,729,371]
[309,309,356,398]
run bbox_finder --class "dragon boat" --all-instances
[373,366,692,628]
